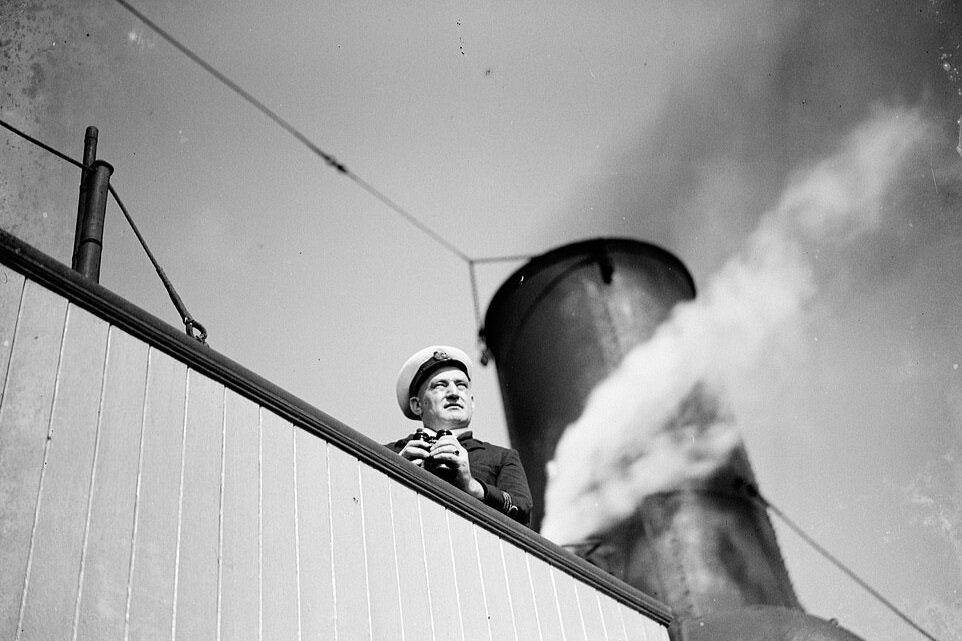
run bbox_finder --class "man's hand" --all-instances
[398,435,432,467]
[430,434,484,500]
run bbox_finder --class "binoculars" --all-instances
[413,428,452,445]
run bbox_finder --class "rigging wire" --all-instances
[108,185,207,342]
[110,0,533,339]
[110,0,347,176]
[470,253,535,265]
[0,117,207,343]
[112,0,471,263]
[746,485,942,641]
[0,118,86,171]
[343,172,472,264]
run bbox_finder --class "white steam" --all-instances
[540,108,930,544]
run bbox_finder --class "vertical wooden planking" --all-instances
[527,556,566,641]
[219,391,260,641]
[446,515,491,641]
[0,266,26,394]
[501,541,542,641]
[261,411,299,641]
[75,327,149,639]
[127,348,188,640]
[550,568,589,641]
[621,607,653,641]
[0,275,676,641]
[388,479,432,641]
[575,583,607,641]
[359,465,403,641]
[639,610,669,641]
[294,431,336,640]
[174,370,225,641]
[0,281,66,640]
[474,528,516,641]
[328,446,371,639]
[418,497,463,641]
[18,305,108,640]
[597,594,628,641]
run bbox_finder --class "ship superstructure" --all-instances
[0,228,671,641]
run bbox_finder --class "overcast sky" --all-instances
[3,1,962,640]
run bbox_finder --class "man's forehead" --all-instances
[425,366,471,385]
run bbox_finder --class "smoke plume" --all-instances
[540,107,931,544]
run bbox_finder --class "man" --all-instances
[386,345,532,526]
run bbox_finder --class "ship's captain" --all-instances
[386,345,533,526]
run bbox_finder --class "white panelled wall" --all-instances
[0,265,669,641]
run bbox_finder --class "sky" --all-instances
[2,1,961,640]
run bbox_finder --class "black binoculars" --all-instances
[414,428,452,445]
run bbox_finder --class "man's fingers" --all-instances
[401,443,430,461]
[430,446,461,460]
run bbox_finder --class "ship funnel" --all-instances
[482,237,696,531]
[482,237,863,640]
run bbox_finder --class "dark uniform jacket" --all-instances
[386,430,533,526]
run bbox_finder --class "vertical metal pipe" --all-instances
[74,160,114,282]
[72,126,99,271]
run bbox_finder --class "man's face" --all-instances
[409,365,474,430]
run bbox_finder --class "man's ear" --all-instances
[408,397,422,417]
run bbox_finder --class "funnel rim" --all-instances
[482,236,695,350]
